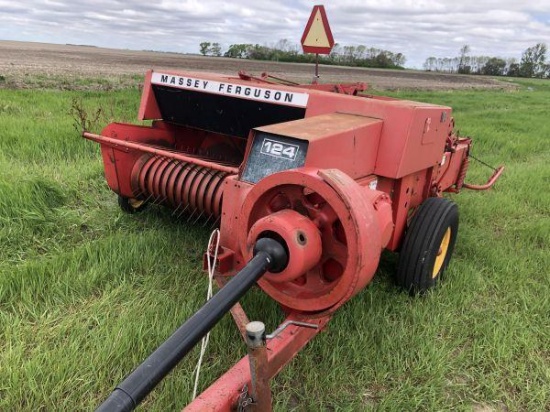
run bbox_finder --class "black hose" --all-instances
[96,237,287,412]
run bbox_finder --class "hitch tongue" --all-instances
[96,238,288,412]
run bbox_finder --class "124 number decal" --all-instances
[261,138,299,160]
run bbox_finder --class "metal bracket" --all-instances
[266,320,319,339]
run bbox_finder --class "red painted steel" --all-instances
[83,132,239,175]
[238,168,391,315]
[463,166,505,190]
[133,155,230,218]
[83,67,503,410]
[184,315,331,411]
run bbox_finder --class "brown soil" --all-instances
[0,40,515,91]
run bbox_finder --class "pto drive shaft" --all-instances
[96,238,288,412]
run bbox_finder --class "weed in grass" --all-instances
[69,97,103,133]
[0,78,549,411]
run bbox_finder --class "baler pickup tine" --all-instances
[210,215,221,229]
[175,204,190,219]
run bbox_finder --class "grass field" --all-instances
[0,77,548,411]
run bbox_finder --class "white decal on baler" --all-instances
[151,72,309,108]
[260,138,299,160]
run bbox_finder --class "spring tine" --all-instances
[175,202,191,219]
[191,210,204,225]
[152,194,163,205]
[210,215,221,229]
[134,154,231,222]
[172,200,184,216]
[186,206,200,222]
[202,214,213,228]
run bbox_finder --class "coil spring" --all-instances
[133,155,231,219]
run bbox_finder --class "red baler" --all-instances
[84,70,502,411]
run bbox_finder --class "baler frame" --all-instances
[84,69,503,411]
[187,296,330,411]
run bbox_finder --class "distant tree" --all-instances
[374,52,392,68]
[422,45,550,78]
[199,42,212,56]
[210,43,222,57]
[438,57,446,72]
[248,44,273,60]
[504,57,517,74]
[355,45,366,60]
[507,63,521,77]
[480,56,491,74]
[224,44,251,59]
[329,43,342,62]
[343,45,356,63]
[366,47,378,60]
[461,55,472,74]
[520,43,547,78]
[394,52,406,67]
[458,45,470,73]
[441,57,450,72]
[481,57,507,76]
[423,56,437,71]
[470,56,490,74]
[211,39,405,69]
[274,39,293,52]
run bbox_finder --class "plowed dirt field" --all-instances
[0,40,515,91]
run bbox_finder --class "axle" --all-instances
[96,238,288,412]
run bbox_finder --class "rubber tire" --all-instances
[396,197,459,294]
[118,195,147,214]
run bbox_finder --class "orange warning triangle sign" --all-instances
[301,5,334,54]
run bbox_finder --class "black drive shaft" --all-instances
[96,237,288,412]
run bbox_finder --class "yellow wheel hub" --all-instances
[433,228,451,278]
[129,198,145,209]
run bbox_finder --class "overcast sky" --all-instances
[1,1,549,68]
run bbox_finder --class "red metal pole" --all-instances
[314,53,319,83]
[82,132,240,175]
[216,277,250,341]
[245,322,272,411]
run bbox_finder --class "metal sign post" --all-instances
[300,5,335,82]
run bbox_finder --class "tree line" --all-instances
[199,40,406,69]
[424,44,549,78]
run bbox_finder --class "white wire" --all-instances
[192,229,220,400]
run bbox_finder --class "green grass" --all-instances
[0,78,549,411]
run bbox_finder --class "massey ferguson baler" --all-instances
[83,70,503,411]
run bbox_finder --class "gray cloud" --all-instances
[0,0,549,68]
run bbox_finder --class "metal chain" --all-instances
[469,152,498,171]
[237,384,254,412]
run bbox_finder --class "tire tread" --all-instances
[396,197,459,294]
